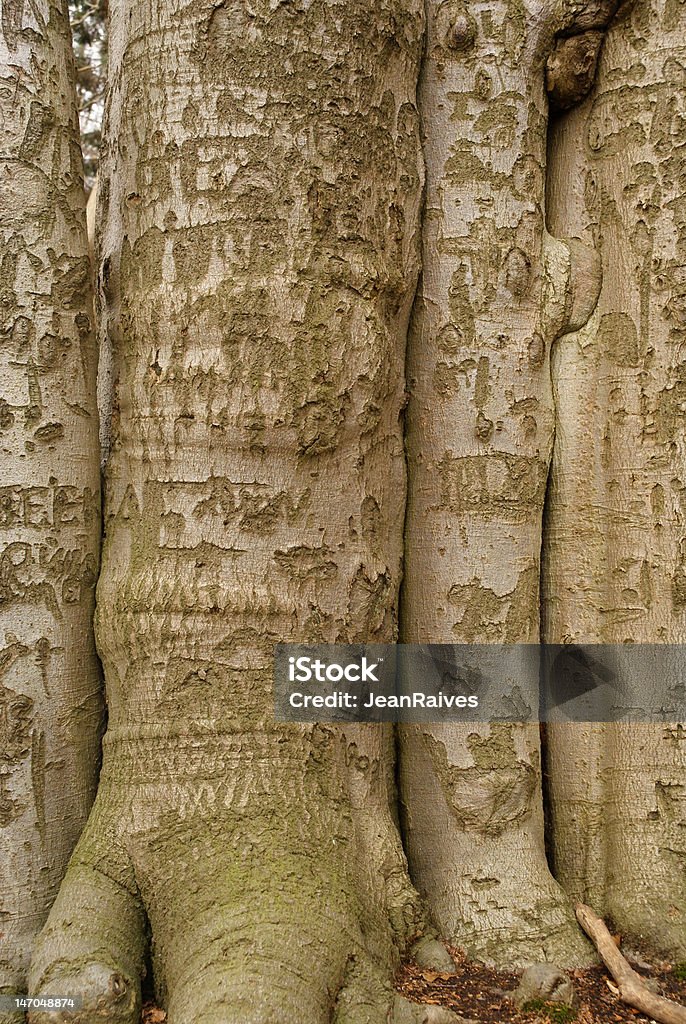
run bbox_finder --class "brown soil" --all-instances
[396,946,686,1023]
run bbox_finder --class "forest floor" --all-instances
[395,945,686,1023]
[140,944,686,1024]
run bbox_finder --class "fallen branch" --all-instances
[576,903,686,1024]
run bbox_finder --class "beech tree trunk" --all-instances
[398,0,620,967]
[0,0,102,1009]
[27,2,451,1022]
[6,0,684,1019]
[543,0,686,958]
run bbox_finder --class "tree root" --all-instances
[28,726,435,1024]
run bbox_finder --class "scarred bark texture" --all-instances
[398,0,617,967]
[26,2,459,1022]
[544,0,686,958]
[0,0,102,1011]
[12,0,686,1014]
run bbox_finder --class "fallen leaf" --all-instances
[141,1006,166,1023]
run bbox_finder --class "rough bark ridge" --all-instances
[399,0,618,967]
[544,0,686,958]
[28,1,450,1022]
[0,0,102,1010]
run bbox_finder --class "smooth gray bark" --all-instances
[27,2,452,1022]
[399,0,616,967]
[0,0,101,1009]
[544,0,686,958]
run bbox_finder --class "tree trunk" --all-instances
[16,0,686,1015]
[28,1,443,1022]
[543,0,686,958]
[398,0,618,967]
[0,0,102,1007]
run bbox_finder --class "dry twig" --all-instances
[576,904,686,1024]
